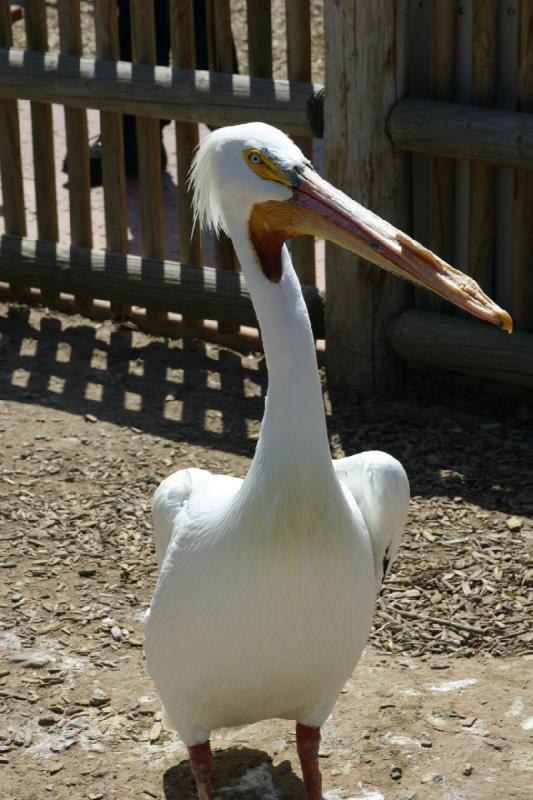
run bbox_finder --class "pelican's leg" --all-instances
[188,740,213,800]
[296,723,322,800]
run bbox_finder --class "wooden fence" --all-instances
[0,0,532,395]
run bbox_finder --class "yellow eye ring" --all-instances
[243,148,293,187]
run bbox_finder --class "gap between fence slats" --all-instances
[171,0,202,331]
[130,0,166,328]
[0,0,26,245]
[512,0,533,330]
[58,0,93,317]
[285,0,315,286]
[94,0,129,320]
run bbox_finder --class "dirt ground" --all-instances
[0,302,532,800]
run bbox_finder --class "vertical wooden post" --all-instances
[453,0,472,271]
[24,0,58,246]
[285,0,315,286]
[58,0,93,315]
[94,0,129,319]
[512,0,533,330]
[170,0,201,268]
[130,0,166,329]
[206,0,239,335]
[170,0,202,330]
[494,0,518,312]
[246,0,272,78]
[468,0,497,295]
[0,0,26,240]
[324,0,410,397]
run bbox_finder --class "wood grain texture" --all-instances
[286,0,315,286]
[468,0,497,294]
[388,97,533,168]
[0,0,26,239]
[130,0,165,267]
[0,47,318,136]
[24,0,58,245]
[58,0,92,251]
[324,0,410,396]
[95,0,129,319]
[247,0,272,78]
[391,309,533,387]
[0,234,325,338]
[512,0,533,330]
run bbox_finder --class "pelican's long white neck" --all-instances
[229,223,333,481]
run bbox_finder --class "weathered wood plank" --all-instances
[170,0,202,330]
[130,0,165,268]
[0,1,26,239]
[494,0,518,312]
[247,0,272,78]
[0,234,325,338]
[170,0,201,266]
[0,48,318,137]
[391,309,533,388]
[324,0,410,396]
[24,0,58,244]
[286,0,315,286]
[94,0,129,320]
[453,0,472,272]
[58,1,92,250]
[388,97,533,169]
[468,0,497,294]
[512,0,533,330]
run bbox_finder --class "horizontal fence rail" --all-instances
[0,47,320,137]
[0,235,325,338]
[388,97,533,170]
[390,310,533,389]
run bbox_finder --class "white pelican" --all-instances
[144,123,512,799]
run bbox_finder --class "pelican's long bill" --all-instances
[252,165,512,332]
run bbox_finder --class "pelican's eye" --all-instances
[248,150,263,166]
[244,148,293,187]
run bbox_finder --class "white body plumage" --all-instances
[144,123,411,749]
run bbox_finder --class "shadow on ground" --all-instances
[163,748,305,799]
[1,303,532,516]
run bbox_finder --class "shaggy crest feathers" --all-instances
[189,128,227,236]
[188,123,306,237]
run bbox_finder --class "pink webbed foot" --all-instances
[296,723,323,800]
[188,740,213,800]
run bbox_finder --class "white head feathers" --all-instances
[189,123,305,237]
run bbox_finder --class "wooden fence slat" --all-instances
[130,0,165,265]
[58,0,93,316]
[391,309,533,388]
[24,0,58,246]
[0,1,26,240]
[512,0,533,330]
[387,98,533,169]
[428,0,456,313]
[94,0,127,256]
[170,0,202,331]
[453,0,472,272]
[285,0,315,286]
[324,0,410,396]
[468,0,498,295]
[494,0,518,312]
[0,48,318,136]
[205,0,240,335]
[0,0,26,302]
[0,234,325,338]
[246,0,272,78]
